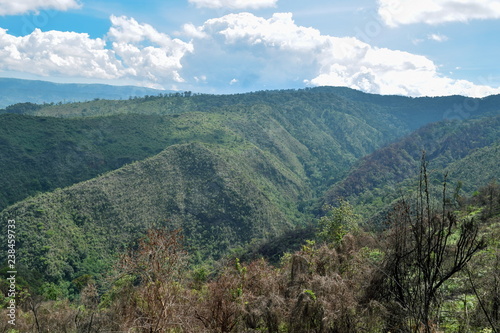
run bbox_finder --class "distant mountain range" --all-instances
[0,84,498,285]
[0,77,166,108]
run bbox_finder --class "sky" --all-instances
[0,0,499,97]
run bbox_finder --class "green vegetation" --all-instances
[325,115,500,221]
[0,140,311,282]
[0,87,412,211]
[316,199,360,245]
[1,180,498,332]
[0,85,499,332]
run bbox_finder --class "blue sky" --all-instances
[0,0,499,97]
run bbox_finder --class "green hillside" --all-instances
[0,112,244,210]
[0,88,413,211]
[12,86,500,130]
[0,86,499,302]
[325,115,500,217]
[444,142,500,193]
[0,140,311,282]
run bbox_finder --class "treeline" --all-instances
[128,90,199,100]
[0,102,46,115]
[1,177,499,333]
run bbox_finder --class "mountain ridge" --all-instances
[324,115,500,218]
[0,140,312,281]
[0,77,166,108]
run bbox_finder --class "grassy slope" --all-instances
[0,89,405,283]
[25,87,500,129]
[0,112,245,210]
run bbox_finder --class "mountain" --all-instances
[312,86,500,128]
[324,115,500,218]
[0,88,414,212]
[0,86,499,286]
[0,77,165,108]
[0,141,311,281]
[0,112,242,211]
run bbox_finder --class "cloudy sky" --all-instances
[0,0,499,97]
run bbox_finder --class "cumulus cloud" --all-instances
[109,16,193,83]
[0,28,123,78]
[0,0,81,16]
[0,11,498,96]
[182,23,208,39]
[0,16,193,87]
[189,12,500,97]
[378,0,500,27]
[188,0,277,10]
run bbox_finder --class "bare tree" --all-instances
[381,153,486,332]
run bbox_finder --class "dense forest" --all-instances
[1,85,499,332]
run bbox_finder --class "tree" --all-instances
[317,199,359,245]
[379,154,486,332]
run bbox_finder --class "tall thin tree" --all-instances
[382,153,486,332]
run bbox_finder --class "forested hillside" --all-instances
[2,174,499,333]
[0,88,410,211]
[0,86,499,332]
[3,87,499,212]
[1,140,312,281]
[11,86,500,129]
[325,115,500,218]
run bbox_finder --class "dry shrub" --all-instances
[359,300,389,333]
[242,259,286,333]
[310,274,357,332]
[286,254,310,298]
[194,264,244,333]
[288,289,324,333]
[283,232,381,333]
[194,258,290,333]
[4,299,78,333]
[313,245,339,277]
[103,228,198,332]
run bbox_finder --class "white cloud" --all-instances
[182,23,208,39]
[109,16,193,83]
[188,0,277,10]
[0,11,498,97]
[412,38,424,45]
[413,33,448,45]
[0,0,81,16]
[204,12,324,50]
[378,0,500,27]
[189,12,500,97]
[0,16,193,87]
[0,28,123,79]
[428,33,448,42]
[109,15,183,48]
[194,75,207,83]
